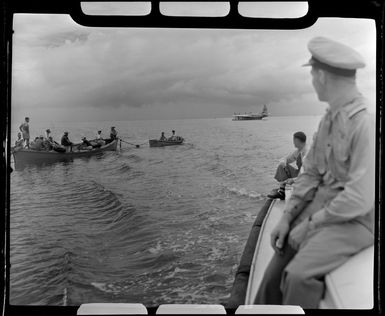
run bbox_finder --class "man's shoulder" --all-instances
[342,96,368,120]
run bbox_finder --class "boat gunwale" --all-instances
[12,139,118,166]
[13,139,118,156]
[244,198,278,305]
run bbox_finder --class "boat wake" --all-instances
[225,186,263,200]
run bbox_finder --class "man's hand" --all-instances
[288,219,309,251]
[285,178,295,185]
[270,219,290,255]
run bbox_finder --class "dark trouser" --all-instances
[274,163,299,183]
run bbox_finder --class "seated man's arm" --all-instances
[283,135,322,224]
[310,115,375,227]
[281,150,297,165]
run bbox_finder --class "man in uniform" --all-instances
[254,37,374,308]
[267,131,308,200]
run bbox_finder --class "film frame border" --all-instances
[0,0,384,315]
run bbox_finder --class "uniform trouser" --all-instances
[254,188,374,308]
[254,222,373,308]
[274,163,299,183]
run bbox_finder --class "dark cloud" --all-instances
[11,15,376,123]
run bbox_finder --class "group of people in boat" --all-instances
[14,117,118,153]
[159,130,183,142]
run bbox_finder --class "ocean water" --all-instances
[10,116,321,306]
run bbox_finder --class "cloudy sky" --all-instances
[11,3,376,124]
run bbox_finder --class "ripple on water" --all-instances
[9,116,316,306]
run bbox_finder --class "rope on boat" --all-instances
[119,138,147,148]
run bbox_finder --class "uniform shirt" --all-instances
[282,145,308,170]
[285,93,375,232]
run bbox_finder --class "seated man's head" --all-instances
[17,132,21,139]
[293,131,306,149]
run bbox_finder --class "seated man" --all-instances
[30,136,44,151]
[159,132,167,141]
[14,132,24,148]
[110,127,118,140]
[254,37,374,309]
[95,130,105,145]
[61,131,73,152]
[78,137,93,150]
[168,130,177,141]
[42,136,53,151]
[267,131,307,200]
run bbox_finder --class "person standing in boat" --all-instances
[61,131,73,152]
[267,131,307,200]
[255,37,374,308]
[19,117,30,148]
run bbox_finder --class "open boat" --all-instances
[12,139,118,167]
[228,187,374,309]
[149,138,184,147]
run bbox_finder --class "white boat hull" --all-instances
[241,189,374,309]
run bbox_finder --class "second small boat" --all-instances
[149,138,184,147]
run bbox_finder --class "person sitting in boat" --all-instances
[95,130,106,146]
[104,127,118,144]
[30,136,45,151]
[78,137,93,150]
[14,132,24,148]
[96,130,103,140]
[168,130,177,141]
[61,132,73,152]
[42,136,53,151]
[159,132,167,141]
[51,137,65,153]
[45,128,51,140]
[254,37,374,309]
[110,127,118,140]
[267,131,307,200]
